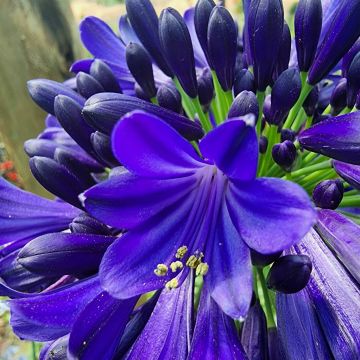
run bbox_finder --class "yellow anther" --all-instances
[176,245,188,259]
[186,255,201,269]
[165,278,179,290]
[154,264,168,277]
[196,262,209,276]
[170,261,183,273]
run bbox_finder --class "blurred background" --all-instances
[0,0,296,358]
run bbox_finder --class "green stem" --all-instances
[256,91,265,136]
[301,151,318,165]
[283,72,313,129]
[339,196,360,207]
[32,342,37,360]
[192,97,212,132]
[290,160,331,178]
[323,104,332,115]
[173,77,196,119]
[339,106,353,115]
[150,97,158,105]
[259,125,279,177]
[343,189,359,197]
[257,268,276,328]
[211,71,231,123]
[291,108,306,131]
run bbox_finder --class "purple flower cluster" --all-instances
[1,0,360,358]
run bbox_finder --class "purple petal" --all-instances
[200,119,258,181]
[18,233,115,277]
[0,178,79,246]
[333,160,360,189]
[80,16,126,65]
[111,111,205,178]
[277,289,332,359]
[316,209,360,283]
[68,292,137,360]
[119,15,141,45]
[207,201,252,319]
[70,58,93,73]
[99,191,196,299]
[10,276,101,341]
[84,170,197,229]
[188,286,247,359]
[294,229,360,358]
[125,276,192,359]
[227,178,316,254]
[299,112,360,164]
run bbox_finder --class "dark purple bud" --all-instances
[241,301,268,359]
[267,255,312,294]
[259,136,268,154]
[27,79,85,115]
[156,84,182,113]
[24,139,59,159]
[295,0,322,72]
[125,0,173,76]
[82,93,204,140]
[54,148,97,188]
[280,129,296,143]
[346,52,360,108]
[159,8,198,98]
[308,2,360,85]
[90,131,119,168]
[18,233,114,277]
[342,38,360,77]
[250,249,282,267]
[54,95,96,156]
[273,22,291,81]
[228,90,259,119]
[234,68,256,96]
[90,59,121,93]
[207,6,237,91]
[29,156,87,208]
[269,68,302,124]
[126,42,156,99]
[330,78,347,115]
[303,86,319,116]
[76,72,105,99]
[197,67,214,106]
[312,179,344,210]
[263,95,272,122]
[134,82,150,101]
[70,213,110,235]
[272,140,297,169]
[356,91,360,110]
[248,0,284,91]
[194,0,216,65]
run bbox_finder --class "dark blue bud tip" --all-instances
[234,69,256,97]
[312,179,344,210]
[280,129,295,142]
[197,67,214,106]
[157,84,182,114]
[346,52,360,108]
[272,140,297,170]
[76,72,104,99]
[126,42,156,99]
[259,136,268,154]
[90,59,121,93]
[159,7,198,99]
[266,255,312,294]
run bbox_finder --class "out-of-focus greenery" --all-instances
[96,0,124,5]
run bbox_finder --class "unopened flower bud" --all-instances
[207,6,237,91]
[90,59,122,93]
[346,51,360,108]
[280,129,296,143]
[303,86,319,116]
[273,22,291,81]
[159,8,198,98]
[266,255,312,294]
[233,69,256,96]
[197,68,214,106]
[330,78,347,115]
[76,72,105,99]
[228,90,259,119]
[312,179,344,209]
[342,38,360,77]
[126,42,156,99]
[70,213,110,235]
[157,84,182,113]
[272,140,297,169]
[295,0,322,72]
[259,136,268,154]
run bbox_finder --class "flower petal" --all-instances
[207,201,252,319]
[99,191,196,298]
[188,286,247,359]
[111,111,204,178]
[298,112,360,164]
[316,209,360,284]
[200,119,258,181]
[10,276,101,341]
[0,178,80,246]
[333,160,360,189]
[227,178,316,254]
[84,170,198,229]
[68,292,137,360]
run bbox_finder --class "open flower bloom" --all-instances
[2,0,360,359]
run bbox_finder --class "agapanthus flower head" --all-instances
[3,0,360,358]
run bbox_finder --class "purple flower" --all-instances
[83,111,315,318]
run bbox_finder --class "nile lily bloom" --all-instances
[2,0,360,359]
